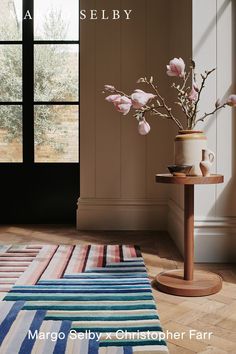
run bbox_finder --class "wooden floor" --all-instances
[0,225,235,354]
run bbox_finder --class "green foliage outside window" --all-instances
[0,9,78,150]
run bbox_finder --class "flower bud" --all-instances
[138,120,151,135]
[226,94,236,107]
[104,85,115,91]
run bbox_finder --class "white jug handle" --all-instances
[208,151,215,164]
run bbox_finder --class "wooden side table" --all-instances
[155,174,224,296]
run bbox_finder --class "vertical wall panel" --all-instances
[216,0,236,216]
[168,0,236,262]
[80,0,96,198]
[146,0,174,200]
[193,0,217,217]
[78,1,178,229]
[120,0,147,199]
[168,0,193,210]
[95,0,121,198]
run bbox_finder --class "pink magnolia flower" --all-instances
[131,89,156,109]
[189,86,198,102]
[106,94,132,115]
[166,57,185,78]
[138,120,151,135]
[105,94,121,103]
[226,94,236,107]
[113,96,132,115]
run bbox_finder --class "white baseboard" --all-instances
[168,199,236,263]
[194,217,236,262]
[77,198,168,230]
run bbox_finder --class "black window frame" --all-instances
[0,0,80,165]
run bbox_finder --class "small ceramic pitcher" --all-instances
[200,149,215,177]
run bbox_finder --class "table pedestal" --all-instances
[155,184,222,296]
[156,269,222,297]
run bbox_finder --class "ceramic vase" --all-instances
[174,130,207,176]
[199,149,215,177]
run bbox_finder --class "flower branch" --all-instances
[146,79,183,129]
[191,67,216,128]
[195,103,226,124]
[103,58,236,136]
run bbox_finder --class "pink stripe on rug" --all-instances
[40,245,74,280]
[15,245,58,285]
[0,279,17,284]
[75,245,89,273]
[0,267,27,272]
[0,253,38,257]
[129,245,138,258]
[85,245,104,270]
[0,262,32,266]
[106,245,120,264]
[0,285,11,291]
[0,257,35,261]
[64,245,83,274]
[96,245,105,267]
[122,245,136,260]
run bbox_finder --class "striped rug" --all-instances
[0,244,169,353]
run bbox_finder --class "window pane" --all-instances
[0,0,22,40]
[0,45,22,101]
[34,105,79,163]
[34,45,78,102]
[34,0,78,40]
[0,105,22,162]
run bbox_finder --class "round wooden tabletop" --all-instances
[156,174,224,185]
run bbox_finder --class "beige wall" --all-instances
[78,0,176,229]
[167,0,193,217]
[78,0,236,262]
[168,0,236,262]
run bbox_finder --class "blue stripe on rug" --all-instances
[79,271,147,274]
[1,244,168,353]
[45,315,159,321]
[38,280,149,284]
[0,301,25,346]
[14,286,150,291]
[70,326,163,333]
[53,320,71,354]
[95,264,145,267]
[5,294,153,301]
[18,310,46,354]
[41,274,148,279]
[23,304,156,311]
[88,335,100,354]
[9,289,152,294]
[47,280,148,285]
[100,340,167,347]
[38,278,149,282]
[14,284,149,288]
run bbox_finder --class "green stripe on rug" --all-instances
[1,244,169,353]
